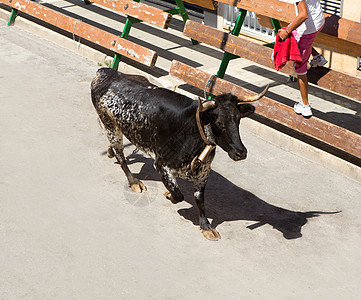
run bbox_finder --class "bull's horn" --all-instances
[199,99,216,112]
[238,84,269,103]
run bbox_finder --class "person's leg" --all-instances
[294,73,312,117]
[297,74,309,105]
[293,32,317,117]
[312,47,318,57]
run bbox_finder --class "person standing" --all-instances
[278,0,325,117]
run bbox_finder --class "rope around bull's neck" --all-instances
[196,73,217,145]
[191,98,217,172]
[196,98,213,146]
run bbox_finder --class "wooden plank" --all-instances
[313,33,361,58]
[307,68,361,100]
[256,14,274,29]
[184,20,361,101]
[218,0,361,48]
[2,0,157,66]
[170,60,361,159]
[89,0,172,29]
[184,0,217,10]
[184,20,284,69]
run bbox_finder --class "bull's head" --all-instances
[200,85,268,161]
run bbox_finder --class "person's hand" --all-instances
[278,28,290,41]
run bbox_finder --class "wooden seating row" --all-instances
[2,0,216,68]
[1,0,158,66]
[183,20,361,102]
[219,0,361,57]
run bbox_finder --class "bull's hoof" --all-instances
[163,191,183,204]
[107,146,115,158]
[129,180,147,193]
[202,228,221,241]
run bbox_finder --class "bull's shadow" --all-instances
[122,150,339,240]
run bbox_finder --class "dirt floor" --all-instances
[1,19,361,299]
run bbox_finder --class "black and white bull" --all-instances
[91,68,268,240]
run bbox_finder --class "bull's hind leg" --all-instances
[105,128,147,193]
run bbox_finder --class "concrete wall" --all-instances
[342,0,361,22]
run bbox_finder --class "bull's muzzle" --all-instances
[229,148,247,161]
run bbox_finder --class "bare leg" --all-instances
[297,74,309,106]
[311,47,319,57]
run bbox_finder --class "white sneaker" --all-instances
[310,55,327,67]
[294,102,312,118]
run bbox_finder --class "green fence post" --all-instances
[8,8,18,26]
[270,18,281,34]
[264,18,281,48]
[112,17,132,70]
[111,15,142,70]
[216,9,247,79]
[174,0,198,44]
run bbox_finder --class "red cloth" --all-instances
[273,28,302,71]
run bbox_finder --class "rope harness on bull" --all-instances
[191,74,218,172]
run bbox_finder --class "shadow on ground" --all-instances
[110,149,340,240]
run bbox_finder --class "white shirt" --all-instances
[293,0,325,34]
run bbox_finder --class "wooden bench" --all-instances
[2,0,218,70]
[183,19,361,101]
[81,0,174,68]
[2,0,158,67]
[169,15,361,160]
[220,0,361,57]
[83,0,218,59]
[215,0,361,101]
[79,0,218,68]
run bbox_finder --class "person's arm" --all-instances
[279,0,308,40]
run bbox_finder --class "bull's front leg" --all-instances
[154,161,184,204]
[194,184,221,241]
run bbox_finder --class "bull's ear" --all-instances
[238,103,255,118]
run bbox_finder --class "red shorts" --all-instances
[292,27,323,75]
